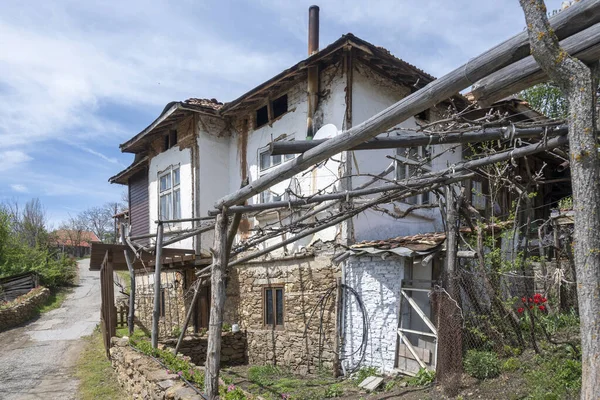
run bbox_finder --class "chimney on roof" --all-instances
[306,6,320,140]
[308,5,319,55]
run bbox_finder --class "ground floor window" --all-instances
[263,286,284,328]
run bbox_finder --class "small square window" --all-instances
[272,94,288,119]
[256,105,269,128]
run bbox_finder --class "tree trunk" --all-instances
[520,1,600,397]
[205,211,229,399]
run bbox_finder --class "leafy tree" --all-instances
[519,82,568,119]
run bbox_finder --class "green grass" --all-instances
[232,365,353,400]
[37,288,70,314]
[76,327,129,400]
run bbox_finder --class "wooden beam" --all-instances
[214,0,600,209]
[221,134,568,216]
[472,22,600,106]
[269,125,566,155]
[121,224,136,336]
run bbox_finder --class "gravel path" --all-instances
[0,259,101,400]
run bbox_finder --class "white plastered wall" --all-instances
[350,64,463,241]
[148,146,194,249]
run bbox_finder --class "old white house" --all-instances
[109,8,542,375]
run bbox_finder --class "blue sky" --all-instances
[0,0,564,228]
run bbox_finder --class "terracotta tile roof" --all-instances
[184,98,223,110]
[351,232,446,252]
[52,230,101,248]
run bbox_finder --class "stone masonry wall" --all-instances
[110,337,204,400]
[0,287,50,332]
[134,270,187,338]
[343,255,404,373]
[223,250,340,374]
[161,332,246,366]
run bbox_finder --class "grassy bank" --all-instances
[76,326,129,400]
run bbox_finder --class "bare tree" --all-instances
[520,1,600,397]
[2,198,47,247]
[82,205,113,243]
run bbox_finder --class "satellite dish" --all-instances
[313,124,339,140]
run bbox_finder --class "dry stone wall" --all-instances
[161,332,246,366]
[0,287,50,332]
[110,337,204,400]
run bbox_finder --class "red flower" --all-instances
[530,305,534,309]
[529,298,533,303]
[542,297,547,303]
[517,307,524,313]
[534,298,540,304]
[521,297,527,303]
[538,305,546,311]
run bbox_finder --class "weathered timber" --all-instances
[231,162,396,254]
[121,224,136,336]
[229,173,473,267]
[221,134,568,215]
[0,272,38,302]
[214,0,600,209]
[472,22,600,106]
[269,125,566,155]
[151,223,164,349]
[205,211,229,399]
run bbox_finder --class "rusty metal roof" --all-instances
[351,232,447,253]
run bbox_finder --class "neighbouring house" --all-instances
[53,229,100,258]
[107,7,569,376]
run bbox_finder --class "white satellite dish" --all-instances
[313,124,339,140]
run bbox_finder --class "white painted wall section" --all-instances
[343,255,404,373]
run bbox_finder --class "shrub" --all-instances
[502,357,520,372]
[407,368,435,386]
[220,385,247,400]
[324,383,343,398]
[463,350,501,380]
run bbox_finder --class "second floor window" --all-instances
[159,166,181,221]
[258,147,295,203]
[396,146,432,205]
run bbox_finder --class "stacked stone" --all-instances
[161,331,247,366]
[0,287,50,332]
[110,337,204,400]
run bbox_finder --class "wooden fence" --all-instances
[0,272,39,302]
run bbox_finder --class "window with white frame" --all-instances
[159,166,181,221]
[258,145,295,203]
[395,146,432,205]
[471,180,487,211]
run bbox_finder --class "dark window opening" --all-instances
[163,129,178,151]
[256,105,269,128]
[264,287,284,327]
[272,94,288,119]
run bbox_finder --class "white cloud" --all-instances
[10,184,28,193]
[0,150,32,172]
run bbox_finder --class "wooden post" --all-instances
[121,223,136,336]
[333,277,343,377]
[152,223,164,349]
[436,186,463,396]
[205,210,229,399]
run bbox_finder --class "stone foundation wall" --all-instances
[110,337,203,400]
[134,270,188,338]
[0,287,50,332]
[161,332,246,366]
[223,251,339,373]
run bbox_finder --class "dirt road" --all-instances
[0,259,101,400]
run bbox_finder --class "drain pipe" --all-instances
[306,5,320,140]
